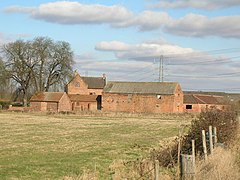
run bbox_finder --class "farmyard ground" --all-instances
[0,111,192,179]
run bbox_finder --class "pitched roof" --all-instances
[184,94,199,104]
[68,94,98,102]
[66,72,105,89]
[184,94,225,105]
[81,76,105,89]
[30,92,65,102]
[103,81,179,95]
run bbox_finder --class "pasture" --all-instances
[0,111,192,179]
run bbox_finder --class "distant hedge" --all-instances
[0,100,11,109]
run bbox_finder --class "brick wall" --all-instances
[46,102,58,112]
[30,102,42,111]
[173,84,184,112]
[183,104,201,113]
[67,75,89,94]
[59,93,71,112]
[72,101,97,111]
[183,104,230,113]
[102,93,182,113]
[66,74,103,95]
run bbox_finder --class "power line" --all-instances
[167,55,240,66]
[74,47,240,64]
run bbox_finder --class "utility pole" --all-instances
[158,55,164,82]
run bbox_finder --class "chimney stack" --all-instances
[103,73,106,86]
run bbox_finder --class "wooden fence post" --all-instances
[181,154,195,180]
[202,130,207,160]
[192,140,196,180]
[209,126,213,154]
[154,160,159,180]
[213,127,217,147]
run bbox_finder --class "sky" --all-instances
[0,0,240,92]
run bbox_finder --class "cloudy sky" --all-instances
[0,0,240,92]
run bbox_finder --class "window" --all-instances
[75,82,80,87]
[186,105,192,109]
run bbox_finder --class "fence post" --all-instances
[181,154,195,180]
[154,160,159,180]
[213,127,217,147]
[202,130,207,160]
[209,126,213,154]
[192,140,196,180]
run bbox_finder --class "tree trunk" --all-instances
[22,89,28,107]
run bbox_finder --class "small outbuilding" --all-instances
[102,81,183,113]
[68,94,101,111]
[183,94,229,113]
[30,92,71,112]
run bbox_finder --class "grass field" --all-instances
[0,111,192,179]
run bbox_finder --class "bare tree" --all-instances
[31,37,74,92]
[1,37,74,106]
[0,57,8,98]
[1,40,36,106]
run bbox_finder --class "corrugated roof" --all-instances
[81,77,105,89]
[68,94,98,102]
[103,81,179,95]
[184,94,199,104]
[30,92,65,102]
[184,94,225,104]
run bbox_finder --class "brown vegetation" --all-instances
[154,108,239,167]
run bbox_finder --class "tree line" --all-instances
[0,37,74,106]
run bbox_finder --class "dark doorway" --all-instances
[97,95,102,110]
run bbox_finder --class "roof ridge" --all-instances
[107,81,178,83]
[82,76,103,79]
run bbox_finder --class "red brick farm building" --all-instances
[30,92,71,112]
[102,81,183,113]
[183,94,229,113]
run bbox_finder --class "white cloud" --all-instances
[95,40,194,60]
[4,2,240,38]
[74,54,156,81]
[113,11,170,31]
[166,14,240,38]
[4,1,133,25]
[148,0,240,10]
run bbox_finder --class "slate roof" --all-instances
[184,94,225,105]
[30,92,65,102]
[81,77,105,89]
[68,94,98,102]
[103,81,179,95]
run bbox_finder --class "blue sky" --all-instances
[0,0,240,92]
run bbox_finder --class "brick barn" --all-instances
[65,72,106,111]
[102,81,183,113]
[68,94,100,111]
[30,92,71,112]
[183,94,229,113]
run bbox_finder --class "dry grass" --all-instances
[0,111,192,179]
[196,147,240,180]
